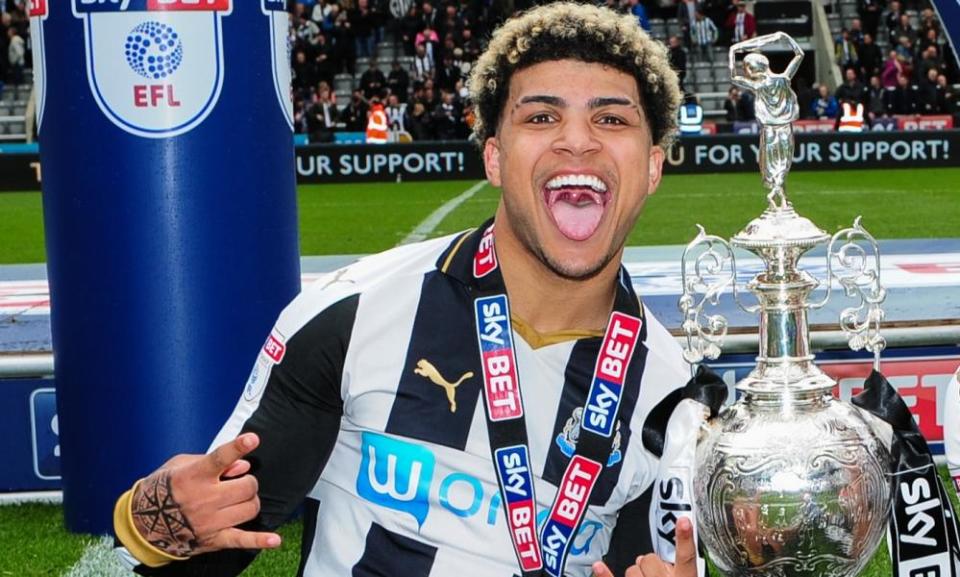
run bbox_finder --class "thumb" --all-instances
[674,516,698,575]
[197,433,260,478]
[592,561,615,577]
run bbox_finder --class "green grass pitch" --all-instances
[0,167,958,263]
[0,167,958,575]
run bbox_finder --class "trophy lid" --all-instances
[731,203,830,251]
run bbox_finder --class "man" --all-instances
[835,28,859,73]
[112,4,704,577]
[725,2,756,44]
[858,33,881,79]
[668,35,687,91]
[835,68,866,104]
[690,10,719,64]
[359,58,386,100]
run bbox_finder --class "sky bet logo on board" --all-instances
[73,0,232,138]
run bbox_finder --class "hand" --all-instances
[130,433,281,558]
[591,517,697,577]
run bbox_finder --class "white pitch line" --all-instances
[0,490,62,505]
[399,181,487,245]
[64,536,135,577]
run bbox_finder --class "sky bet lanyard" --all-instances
[471,224,643,577]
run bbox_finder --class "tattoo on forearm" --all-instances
[132,471,199,556]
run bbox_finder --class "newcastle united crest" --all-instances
[28,0,49,132]
[72,0,232,139]
[262,0,294,130]
[556,407,623,466]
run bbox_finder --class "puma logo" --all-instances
[414,359,473,413]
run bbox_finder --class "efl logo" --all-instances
[541,456,602,577]
[73,0,232,138]
[475,295,523,421]
[30,388,61,481]
[495,446,542,571]
[582,313,642,437]
[262,330,286,363]
[473,225,498,278]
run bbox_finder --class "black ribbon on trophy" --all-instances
[853,370,960,577]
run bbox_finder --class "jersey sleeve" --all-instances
[113,288,361,576]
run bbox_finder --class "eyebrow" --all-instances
[515,95,638,109]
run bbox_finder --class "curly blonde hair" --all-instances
[468,2,681,147]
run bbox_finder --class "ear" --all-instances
[483,136,502,187]
[646,145,665,196]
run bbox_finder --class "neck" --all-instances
[493,210,621,334]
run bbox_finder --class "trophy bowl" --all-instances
[682,32,894,577]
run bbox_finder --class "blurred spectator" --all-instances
[893,14,917,47]
[726,2,755,44]
[937,74,957,114]
[399,4,421,56]
[859,0,881,37]
[885,74,918,114]
[859,34,881,79]
[885,1,904,46]
[412,43,434,82]
[436,4,463,43]
[431,90,463,140]
[676,0,699,46]
[895,36,915,77]
[359,58,386,99]
[436,53,461,93]
[678,94,704,134]
[405,101,433,140]
[917,67,940,114]
[330,8,356,75]
[848,19,865,46]
[313,33,336,86]
[460,28,482,62]
[628,0,650,32]
[385,93,407,133]
[421,1,438,30]
[341,89,370,132]
[837,98,865,132]
[811,84,839,119]
[690,10,718,63]
[366,95,389,143]
[835,68,866,103]
[349,0,380,59]
[387,60,410,102]
[881,50,902,88]
[306,84,339,143]
[795,77,814,119]
[865,75,886,121]
[292,49,320,96]
[415,23,440,66]
[6,26,23,85]
[917,28,940,55]
[835,29,859,72]
[452,48,471,79]
[296,14,323,48]
[917,45,943,80]
[668,35,687,91]
[723,87,742,121]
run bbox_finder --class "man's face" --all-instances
[483,60,664,280]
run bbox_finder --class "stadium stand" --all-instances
[0,2,31,141]
[0,0,955,142]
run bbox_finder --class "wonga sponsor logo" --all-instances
[475,295,523,421]
[73,0,232,138]
[356,433,606,559]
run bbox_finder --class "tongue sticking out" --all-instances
[548,189,605,241]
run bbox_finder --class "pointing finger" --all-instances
[200,434,259,478]
[674,516,698,575]
[212,527,282,551]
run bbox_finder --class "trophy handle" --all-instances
[679,226,738,372]
[810,217,887,369]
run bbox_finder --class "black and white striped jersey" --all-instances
[122,221,694,577]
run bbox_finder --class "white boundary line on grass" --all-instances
[399,180,487,245]
[0,490,62,504]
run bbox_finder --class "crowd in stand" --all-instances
[0,1,31,91]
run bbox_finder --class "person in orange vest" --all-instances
[837,98,865,132]
[365,95,389,144]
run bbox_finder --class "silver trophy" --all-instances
[681,33,892,577]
